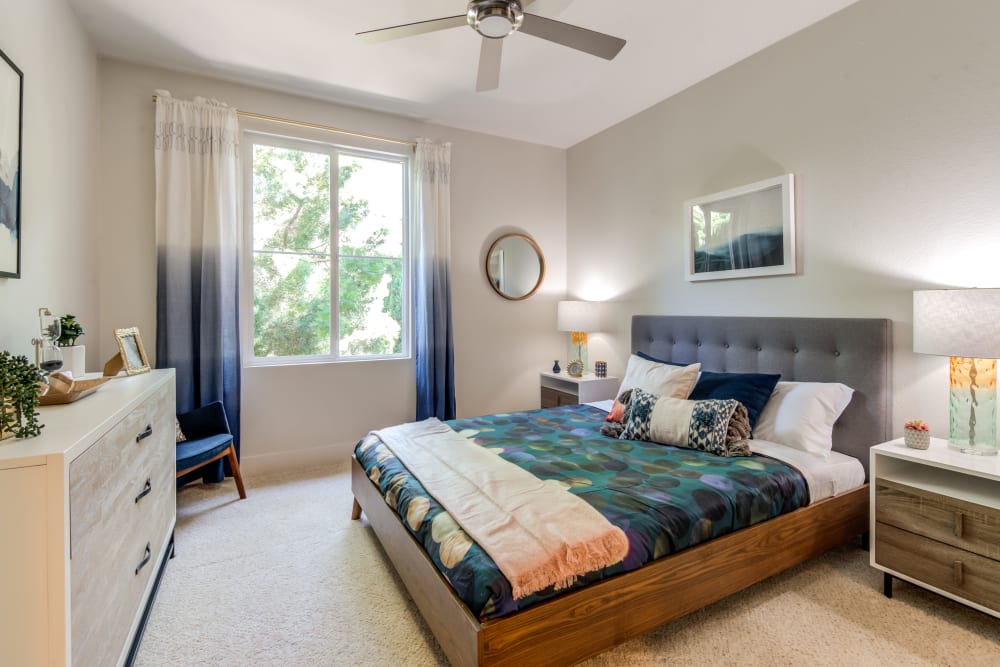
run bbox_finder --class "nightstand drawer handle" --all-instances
[136,424,153,443]
[134,478,152,503]
[135,542,152,576]
[952,560,964,586]
[953,511,964,538]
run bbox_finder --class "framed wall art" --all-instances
[685,174,795,282]
[0,46,23,279]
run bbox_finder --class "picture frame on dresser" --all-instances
[0,46,24,279]
[104,327,151,376]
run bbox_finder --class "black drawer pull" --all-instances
[136,424,153,443]
[135,478,152,503]
[135,542,152,575]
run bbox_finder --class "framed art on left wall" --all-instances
[0,46,23,279]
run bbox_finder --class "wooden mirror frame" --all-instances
[485,233,546,301]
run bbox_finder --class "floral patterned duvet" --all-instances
[354,404,808,621]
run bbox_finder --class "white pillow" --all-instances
[753,381,854,458]
[616,355,700,400]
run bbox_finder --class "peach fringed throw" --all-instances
[374,418,630,599]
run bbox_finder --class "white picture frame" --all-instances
[685,174,795,282]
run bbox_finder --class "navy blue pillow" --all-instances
[633,351,779,429]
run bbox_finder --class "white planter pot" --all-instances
[61,345,86,378]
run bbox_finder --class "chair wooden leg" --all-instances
[226,445,247,500]
[351,498,362,520]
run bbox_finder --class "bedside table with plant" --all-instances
[870,435,1000,619]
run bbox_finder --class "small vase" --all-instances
[62,345,86,378]
[552,360,560,373]
[904,428,930,450]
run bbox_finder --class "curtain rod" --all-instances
[151,95,417,148]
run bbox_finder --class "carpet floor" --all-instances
[135,463,999,666]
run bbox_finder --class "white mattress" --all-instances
[584,399,865,503]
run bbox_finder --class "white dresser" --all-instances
[0,370,176,666]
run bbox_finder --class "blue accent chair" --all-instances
[176,401,246,499]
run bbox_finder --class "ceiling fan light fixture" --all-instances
[467,1,523,39]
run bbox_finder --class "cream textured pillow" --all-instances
[753,381,854,458]
[617,355,701,401]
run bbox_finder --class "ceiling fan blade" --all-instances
[476,38,504,92]
[519,13,626,60]
[357,15,467,43]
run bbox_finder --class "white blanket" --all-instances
[373,418,630,599]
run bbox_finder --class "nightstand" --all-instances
[539,371,619,408]
[870,438,1000,618]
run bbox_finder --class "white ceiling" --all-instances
[69,0,858,148]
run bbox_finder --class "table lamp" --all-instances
[913,288,1000,455]
[557,300,600,375]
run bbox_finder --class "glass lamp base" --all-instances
[948,357,998,456]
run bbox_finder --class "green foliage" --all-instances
[57,314,85,346]
[0,351,43,439]
[251,146,403,358]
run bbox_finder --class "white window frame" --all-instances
[240,129,411,367]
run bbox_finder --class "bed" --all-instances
[351,315,892,665]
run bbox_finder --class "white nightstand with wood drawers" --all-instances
[870,438,1000,618]
[539,371,619,408]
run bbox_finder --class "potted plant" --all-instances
[903,418,931,450]
[0,351,44,441]
[57,314,86,378]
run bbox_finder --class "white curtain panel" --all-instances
[414,139,455,420]
[153,90,242,478]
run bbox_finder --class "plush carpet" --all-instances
[136,463,999,666]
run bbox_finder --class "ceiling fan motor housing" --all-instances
[467,0,523,39]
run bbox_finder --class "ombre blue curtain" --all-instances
[414,139,455,420]
[154,91,241,483]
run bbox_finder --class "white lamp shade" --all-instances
[913,288,1000,358]
[558,300,600,332]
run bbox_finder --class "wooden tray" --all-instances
[38,375,112,406]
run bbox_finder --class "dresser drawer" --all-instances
[68,381,174,667]
[875,477,1000,560]
[875,522,1000,612]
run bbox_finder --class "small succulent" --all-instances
[57,314,85,347]
[903,419,930,432]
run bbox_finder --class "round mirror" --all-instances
[485,233,545,300]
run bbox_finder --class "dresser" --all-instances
[539,371,619,408]
[870,438,1000,618]
[0,370,176,666]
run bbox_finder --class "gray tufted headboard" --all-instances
[631,315,892,480]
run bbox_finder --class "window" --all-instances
[242,131,409,363]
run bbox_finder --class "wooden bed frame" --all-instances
[351,315,892,665]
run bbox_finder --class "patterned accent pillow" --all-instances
[620,388,751,457]
[175,417,187,443]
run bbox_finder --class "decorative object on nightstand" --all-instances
[552,360,560,373]
[566,360,584,378]
[595,361,607,378]
[870,439,1000,618]
[557,300,600,373]
[913,288,1000,455]
[902,419,930,449]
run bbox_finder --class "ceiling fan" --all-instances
[357,1,626,92]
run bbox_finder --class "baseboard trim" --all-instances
[239,440,356,476]
[124,530,174,667]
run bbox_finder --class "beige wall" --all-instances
[96,59,566,473]
[566,0,1000,439]
[0,0,99,362]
